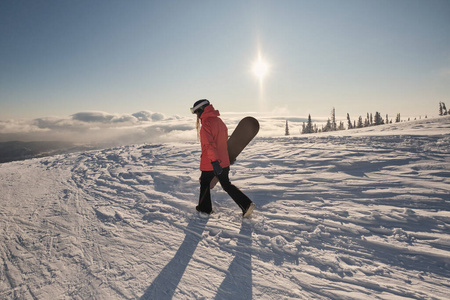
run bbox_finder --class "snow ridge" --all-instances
[0,117,449,299]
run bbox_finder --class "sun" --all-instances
[252,56,269,80]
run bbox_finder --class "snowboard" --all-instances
[210,116,260,189]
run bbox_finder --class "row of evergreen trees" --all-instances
[296,108,400,134]
[285,101,447,135]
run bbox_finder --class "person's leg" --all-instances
[218,167,253,213]
[197,170,215,214]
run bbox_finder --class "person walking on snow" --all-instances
[191,99,255,217]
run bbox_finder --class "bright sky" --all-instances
[1,0,449,121]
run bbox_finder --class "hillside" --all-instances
[0,141,96,164]
[0,117,449,299]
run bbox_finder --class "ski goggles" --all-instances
[190,100,210,114]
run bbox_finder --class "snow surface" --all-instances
[1,116,449,299]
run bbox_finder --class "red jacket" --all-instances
[199,105,230,171]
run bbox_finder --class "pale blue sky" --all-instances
[1,0,449,120]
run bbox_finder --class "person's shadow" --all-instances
[215,221,253,300]
[140,216,209,300]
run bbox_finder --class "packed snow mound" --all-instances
[0,116,449,299]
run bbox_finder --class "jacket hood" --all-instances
[200,105,220,120]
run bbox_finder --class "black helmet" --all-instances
[190,99,210,115]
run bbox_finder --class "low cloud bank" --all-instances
[0,111,197,145]
[0,111,315,146]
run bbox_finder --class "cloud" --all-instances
[33,117,86,131]
[0,110,324,145]
[0,111,198,145]
[132,111,165,122]
[72,112,116,123]
[69,111,167,124]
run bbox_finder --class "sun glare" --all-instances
[252,51,270,112]
[252,56,269,81]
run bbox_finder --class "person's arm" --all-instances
[200,120,220,163]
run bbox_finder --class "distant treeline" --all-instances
[298,108,406,135]
[284,102,448,135]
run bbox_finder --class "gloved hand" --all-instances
[211,161,223,176]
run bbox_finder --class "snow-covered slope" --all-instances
[1,117,449,299]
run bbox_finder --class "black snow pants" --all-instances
[197,167,252,214]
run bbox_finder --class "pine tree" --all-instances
[302,118,313,134]
[370,113,373,125]
[285,120,290,136]
[357,116,363,128]
[306,114,313,134]
[386,114,389,124]
[443,103,448,115]
[331,107,337,131]
[395,113,401,123]
[323,118,332,132]
[347,113,353,129]
[439,102,444,116]
[374,112,384,125]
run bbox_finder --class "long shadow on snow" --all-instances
[215,221,253,300]
[140,217,209,300]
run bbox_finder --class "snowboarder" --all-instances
[190,99,255,217]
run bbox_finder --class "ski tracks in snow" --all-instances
[0,122,449,299]
[236,135,450,299]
